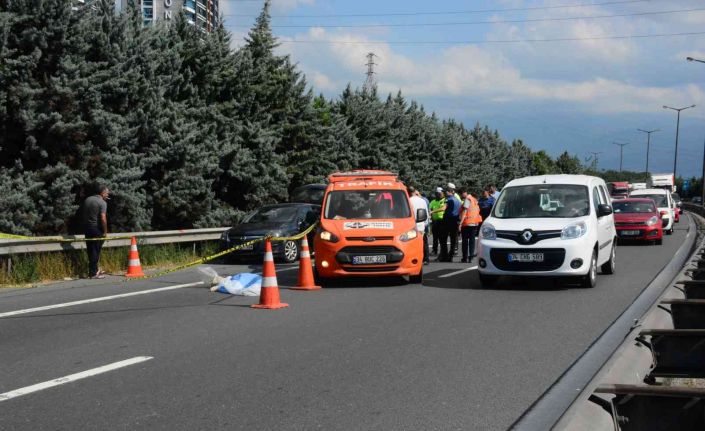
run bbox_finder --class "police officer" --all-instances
[438,187,461,262]
[428,187,445,256]
[478,188,495,221]
[459,190,483,263]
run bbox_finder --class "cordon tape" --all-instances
[1,224,319,281]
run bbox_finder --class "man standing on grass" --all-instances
[83,185,110,279]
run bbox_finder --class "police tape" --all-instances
[131,223,319,281]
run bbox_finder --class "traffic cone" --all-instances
[125,236,145,278]
[291,236,321,291]
[252,239,289,309]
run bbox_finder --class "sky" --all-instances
[219,0,705,178]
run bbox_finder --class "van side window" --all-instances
[593,187,603,210]
[598,186,609,204]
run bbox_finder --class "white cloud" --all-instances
[283,28,705,116]
[310,71,336,91]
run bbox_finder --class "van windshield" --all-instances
[632,194,667,207]
[324,190,411,220]
[492,184,590,219]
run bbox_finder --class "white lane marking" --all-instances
[276,266,299,273]
[0,356,153,402]
[439,266,479,278]
[0,282,204,319]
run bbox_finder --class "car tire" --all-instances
[655,238,663,245]
[281,240,299,263]
[601,243,616,275]
[580,251,597,288]
[479,273,499,288]
[409,270,423,284]
[666,227,673,235]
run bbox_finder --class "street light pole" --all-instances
[686,57,705,204]
[663,104,696,181]
[613,142,629,172]
[637,129,659,182]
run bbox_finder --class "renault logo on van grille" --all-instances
[521,230,533,243]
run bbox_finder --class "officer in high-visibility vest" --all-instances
[428,187,446,256]
[459,190,483,263]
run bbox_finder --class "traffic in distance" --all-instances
[218,170,683,289]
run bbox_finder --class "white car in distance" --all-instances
[629,188,675,235]
[477,175,617,288]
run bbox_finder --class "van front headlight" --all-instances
[561,221,587,240]
[399,229,418,242]
[480,223,496,240]
[320,231,339,243]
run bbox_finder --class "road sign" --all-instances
[683,180,690,191]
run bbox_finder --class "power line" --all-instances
[227,7,705,28]
[277,30,705,45]
[223,0,662,18]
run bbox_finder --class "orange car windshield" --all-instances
[324,190,411,220]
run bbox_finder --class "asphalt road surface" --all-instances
[0,217,692,431]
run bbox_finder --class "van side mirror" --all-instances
[416,208,428,222]
[597,204,613,217]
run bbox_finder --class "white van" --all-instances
[477,175,617,288]
[629,188,675,234]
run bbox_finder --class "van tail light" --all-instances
[660,210,668,217]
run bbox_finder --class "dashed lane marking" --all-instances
[439,266,479,278]
[0,282,204,319]
[0,356,153,402]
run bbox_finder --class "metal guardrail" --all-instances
[512,211,700,430]
[683,202,705,218]
[546,209,705,430]
[0,228,228,256]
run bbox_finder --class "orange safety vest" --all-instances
[461,196,483,226]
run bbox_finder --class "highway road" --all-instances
[0,216,692,430]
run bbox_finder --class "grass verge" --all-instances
[0,241,220,287]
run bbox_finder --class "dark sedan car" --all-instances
[220,203,320,263]
[290,184,326,206]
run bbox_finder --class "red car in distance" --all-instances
[613,198,663,245]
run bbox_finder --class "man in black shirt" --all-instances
[83,185,110,279]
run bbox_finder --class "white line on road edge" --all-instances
[0,356,153,402]
[276,266,299,272]
[439,266,478,278]
[0,282,204,319]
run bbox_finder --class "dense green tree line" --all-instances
[1,0,541,235]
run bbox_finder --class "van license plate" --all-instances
[508,253,544,263]
[352,255,387,264]
[620,230,640,236]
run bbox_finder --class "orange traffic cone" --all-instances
[291,236,321,291]
[252,239,289,309]
[125,236,145,278]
